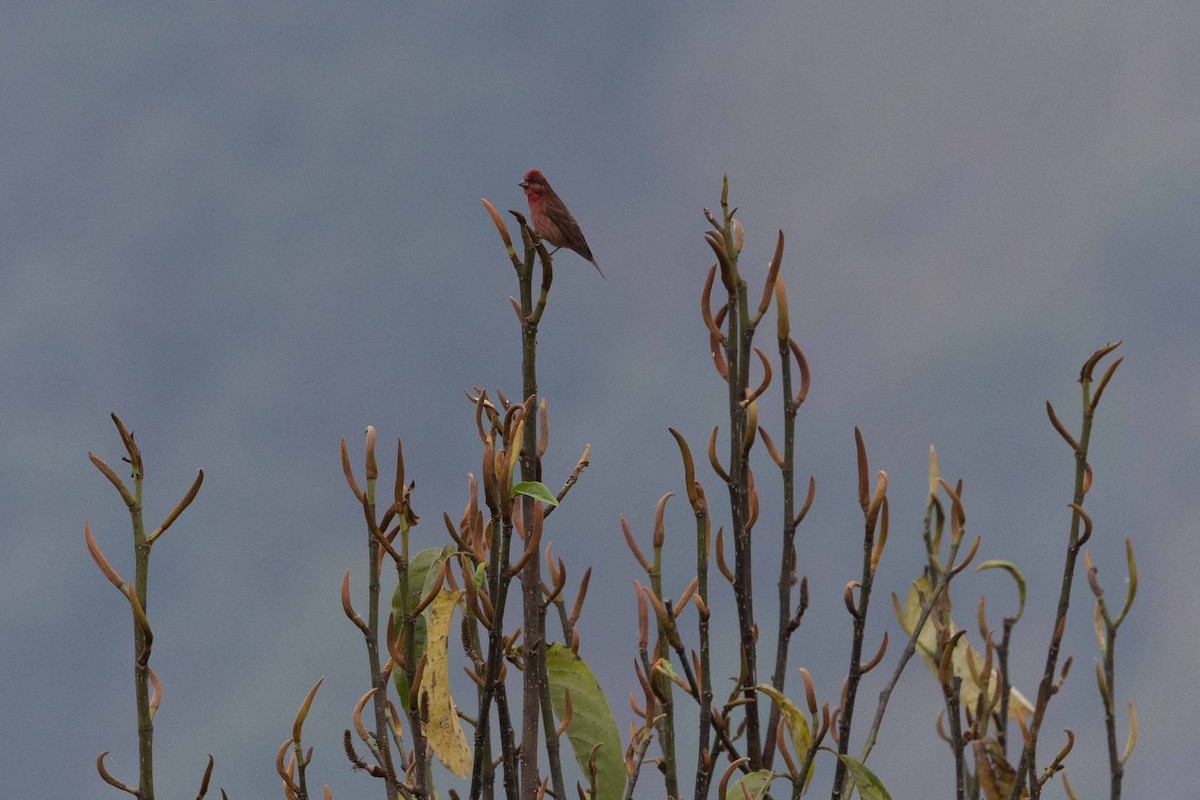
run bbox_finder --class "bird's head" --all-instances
[519,169,549,197]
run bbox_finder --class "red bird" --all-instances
[519,169,604,277]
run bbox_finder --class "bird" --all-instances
[519,169,604,277]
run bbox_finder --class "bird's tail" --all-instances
[589,258,606,279]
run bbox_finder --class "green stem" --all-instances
[131,465,154,800]
[650,539,678,798]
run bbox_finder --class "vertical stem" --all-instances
[830,512,878,800]
[1104,622,1123,800]
[694,510,714,800]
[719,193,762,767]
[518,243,544,800]
[945,675,965,800]
[764,333,799,767]
[1009,382,1095,800]
[858,527,967,765]
[469,512,517,800]
[366,481,400,800]
[996,620,1014,757]
[495,679,521,800]
[463,611,496,800]
[130,465,154,800]
[294,739,311,800]
[538,612,567,800]
[399,520,431,797]
[650,536,679,798]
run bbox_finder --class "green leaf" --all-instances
[837,755,893,800]
[428,545,455,590]
[473,562,487,591]
[393,667,409,704]
[727,769,774,800]
[545,643,622,800]
[654,659,680,681]
[511,481,559,507]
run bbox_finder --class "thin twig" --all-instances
[1007,344,1120,800]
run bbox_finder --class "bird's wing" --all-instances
[542,201,595,261]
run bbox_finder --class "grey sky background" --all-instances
[3,3,1197,798]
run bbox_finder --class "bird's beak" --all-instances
[518,180,529,188]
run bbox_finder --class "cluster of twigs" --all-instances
[83,177,1137,800]
[284,200,598,800]
[614,180,1136,800]
[614,179,904,800]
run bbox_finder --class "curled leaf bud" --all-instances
[854,427,869,510]
[635,582,649,650]
[481,198,515,253]
[799,667,817,715]
[708,426,731,484]
[861,631,889,673]
[1080,341,1121,384]
[537,399,549,458]
[364,426,377,481]
[843,581,861,619]
[148,668,162,718]
[866,471,888,531]
[775,276,790,343]
[755,231,784,319]
[653,493,672,548]
[669,428,699,508]
[293,677,325,745]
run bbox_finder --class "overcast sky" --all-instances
[3,3,1198,798]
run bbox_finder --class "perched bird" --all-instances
[519,169,604,277]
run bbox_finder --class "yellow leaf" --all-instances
[422,589,472,777]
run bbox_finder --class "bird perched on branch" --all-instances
[519,169,604,278]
